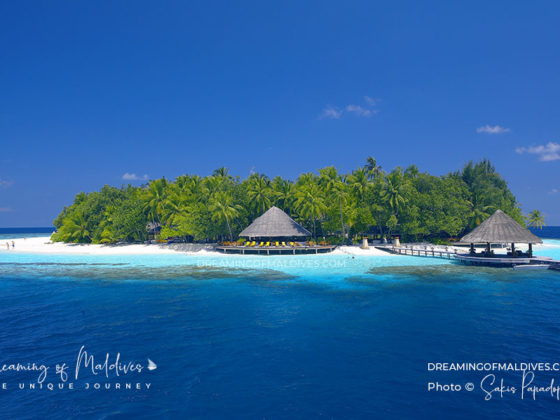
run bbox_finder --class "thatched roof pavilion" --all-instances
[239,206,311,238]
[460,209,542,258]
[461,210,542,244]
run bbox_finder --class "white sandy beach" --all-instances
[1,236,556,257]
[0,236,395,256]
[0,236,186,255]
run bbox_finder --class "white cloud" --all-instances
[550,188,558,195]
[0,207,12,212]
[122,173,149,181]
[320,96,379,120]
[346,105,372,117]
[319,106,343,119]
[515,142,560,162]
[476,125,511,134]
[0,178,13,188]
[364,96,377,106]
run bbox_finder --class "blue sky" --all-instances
[1,1,559,226]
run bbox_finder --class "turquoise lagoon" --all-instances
[1,237,560,419]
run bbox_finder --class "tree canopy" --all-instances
[52,158,531,244]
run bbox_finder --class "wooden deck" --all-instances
[216,245,337,255]
[456,254,531,266]
[454,254,558,267]
[376,245,560,269]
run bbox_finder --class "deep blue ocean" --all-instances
[530,226,560,239]
[1,228,560,419]
[0,227,55,240]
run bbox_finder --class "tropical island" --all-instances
[51,158,545,245]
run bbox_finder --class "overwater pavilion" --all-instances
[216,206,336,255]
[456,210,547,267]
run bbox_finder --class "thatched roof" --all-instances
[460,210,542,244]
[239,206,311,238]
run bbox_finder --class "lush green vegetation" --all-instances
[52,158,535,244]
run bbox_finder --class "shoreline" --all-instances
[0,236,394,257]
[1,236,558,257]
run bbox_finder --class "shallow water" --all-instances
[1,239,560,418]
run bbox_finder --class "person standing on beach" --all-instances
[11,240,15,249]
[5,242,8,250]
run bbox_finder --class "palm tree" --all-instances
[469,206,492,228]
[347,167,370,202]
[175,175,204,198]
[466,192,494,229]
[365,156,383,179]
[205,175,228,196]
[212,166,230,178]
[60,212,91,243]
[189,175,205,197]
[175,175,190,191]
[294,182,327,239]
[208,191,242,241]
[405,164,419,179]
[526,210,545,229]
[142,178,168,225]
[319,166,347,237]
[296,172,318,186]
[380,172,406,217]
[246,173,272,214]
[162,192,189,226]
[212,167,235,184]
[271,177,295,214]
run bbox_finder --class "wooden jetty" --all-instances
[376,244,560,270]
[376,245,457,259]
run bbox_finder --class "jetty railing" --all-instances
[375,245,459,260]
